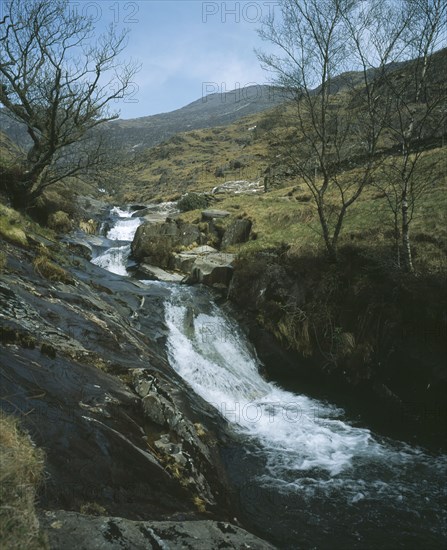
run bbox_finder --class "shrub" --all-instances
[47,211,72,233]
[177,192,208,212]
[0,414,47,549]
[33,189,76,224]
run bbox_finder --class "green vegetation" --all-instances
[173,146,446,274]
[177,192,208,212]
[0,250,6,271]
[0,414,47,550]
[47,211,72,233]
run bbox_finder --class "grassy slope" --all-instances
[117,48,446,273]
[121,114,446,271]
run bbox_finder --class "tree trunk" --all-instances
[11,171,42,210]
[402,198,414,273]
[394,212,401,269]
[316,203,337,262]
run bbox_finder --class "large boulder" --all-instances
[221,218,252,249]
[172,245,219,273]
[188,253,235,288]
[131,219,202,268]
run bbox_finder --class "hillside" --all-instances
[105,84,287,152]
[115,48,446,275]
[0,85,286,157]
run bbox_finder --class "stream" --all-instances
[88,206,447,549]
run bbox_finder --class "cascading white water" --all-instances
[91,203,178,276]
[164,287,447,538]
[90,205,446,547]
[165,294,379,477]
[106,217,142,242]
[91,208,141,276]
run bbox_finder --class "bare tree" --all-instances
[0,0,139,208]
[257,0,377,260]
[257,0,445,265]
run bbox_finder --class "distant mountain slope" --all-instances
[0,85,286,155]
[105,85,287,151]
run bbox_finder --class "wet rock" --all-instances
[75,195,109,221]
[40,511,277,550]
[172,245,219,273]
[0,248,232,520]
[221,218,252,249]
[132,369,223,505]
[139,264,185,283]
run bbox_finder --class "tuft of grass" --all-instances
[0,250,6,271]
[79,502,107,516]
[0,204,28,247]
[192,495,207,514]
[0,414,47,549]
[33,255,74,285]
[47,211,72,233]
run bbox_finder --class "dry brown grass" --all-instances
[33,255,74,285]
[0,414,47,549]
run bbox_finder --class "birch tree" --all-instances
[257,0,445,267]
[375,0,446,272]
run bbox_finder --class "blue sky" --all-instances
[83,1,277,119]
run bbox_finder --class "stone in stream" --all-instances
[172,245,219,273]
[139,263,185,283]
[131,219,203,268]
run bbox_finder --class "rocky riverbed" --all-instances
[2,200,446,550]
[0,216,275,548]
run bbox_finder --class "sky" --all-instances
[81,0,278,119]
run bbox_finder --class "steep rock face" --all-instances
[40,511,277,549]
[228,249,447,450]
[0,238,234,524]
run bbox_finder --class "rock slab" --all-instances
[41,511,277,550]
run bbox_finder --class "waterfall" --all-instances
[164,285,447,548]
[91,207,141,276]
[90,206,447,548]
